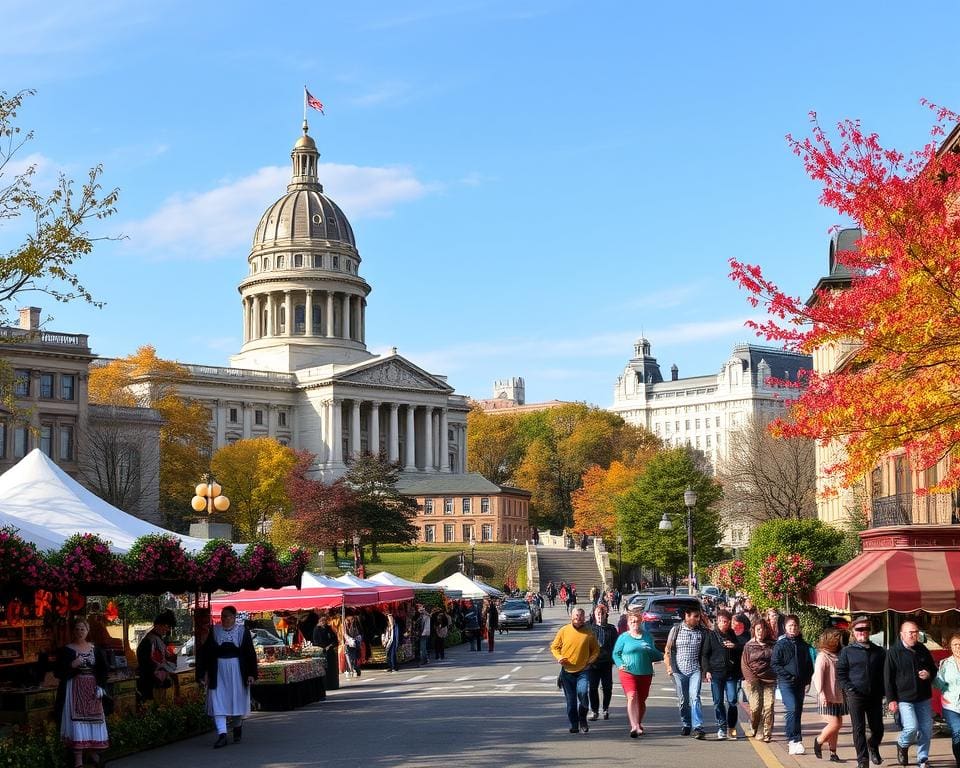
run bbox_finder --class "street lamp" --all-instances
[191,474,230,519]
[658,486,698,595]
[319,550,326,576]
[616,535,623,592]
[469,537,476,579]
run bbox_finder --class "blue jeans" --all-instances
[418,636,429,662]
[386,642,398,671]
[710,676,740,731]
[778,682,805,743]
[896,699,933,762]
[673,669,703,729]
[943,707,960,746]
[559,668,591,727]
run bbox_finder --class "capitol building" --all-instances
[154,122,470,480]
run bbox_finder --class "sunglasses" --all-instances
[853,626,870,631]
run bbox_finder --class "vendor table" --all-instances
[251,657,325,711]
[0,685,56,726]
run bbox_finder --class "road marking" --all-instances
[454,675,472,682]
[511,666,522,672]
[498,674,511,680]
[539,675,556,682]
[493,683,517,692]
[405,675,427,682]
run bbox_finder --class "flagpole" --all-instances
[302,85,308,132]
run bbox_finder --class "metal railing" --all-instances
[871,493,912,527]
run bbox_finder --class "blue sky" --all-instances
[3,1,957,407]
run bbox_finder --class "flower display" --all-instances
[758,552,815,604]
[0,526,307,595]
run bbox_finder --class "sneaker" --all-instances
[814,737,823,759]
[717,729,727,740]
[579,720,590,733]
[918,761,928,768]
[869,747,882,765]
[693,728,706,740]
[896,746,908,767]
[603,710,609,720]
[829,754,841,763]
[681,726,691,736]
[728,730,737,741]
[569,727,578,734]
[788,742,798,755]
[589,711,599,721]
[795,742,806,755]
[762,735,772,743]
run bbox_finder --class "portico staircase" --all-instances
[536,548,605,596]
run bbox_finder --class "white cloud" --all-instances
[122,162,436,259]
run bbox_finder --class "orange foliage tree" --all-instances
[89,346,211,528]
[571,461,640,538]
[730,103,960,490]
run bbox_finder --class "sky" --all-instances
[3,1,958,407]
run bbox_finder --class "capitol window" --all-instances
[262,257,270,270]
[277,255,285,268]
[313,254,323,268]
[294,254,303,268]
[332,255,340,269]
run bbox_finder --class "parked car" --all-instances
[700,585,722,598]
[618,592,657,632]
[525,595,543,623]
[499,599,535,629]
[639,595,704,650]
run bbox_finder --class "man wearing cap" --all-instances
[885,620,937,768]
[837,616,887,768]
[136,610,178,702]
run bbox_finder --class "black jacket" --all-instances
[771,635,814,687]
[590,622,619,666]
[884,639,937,704]
[198,625,258,691]
[701,627,743,679]
[836,641,886,699]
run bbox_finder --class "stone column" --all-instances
[305,290,314,336]
[404,405,416,471]
[350,399,361,458]
[264,293,273,337]
[388,402,400,463]
[252,295,261,339]
[284,291,293,336]
[215,399,226,448]
[326,291,335,337]
[241,299,248,343]
[342,293,351,340]
[242,402,253,439]
[423,407,434,472]
[331,399,343,464]
[360,298,366,344]
[440,408,450,472]
[369,401,381,457]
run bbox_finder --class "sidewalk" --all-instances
[737,692,954,768]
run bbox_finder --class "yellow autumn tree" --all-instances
[88,346,211,529]
[210,438,297,542]
[466,405,523,484]
[571,461,641,538]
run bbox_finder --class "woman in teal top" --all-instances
[612,610,664,738]
[933,632,960,767]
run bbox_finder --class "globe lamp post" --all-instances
[191,474,230,520]
[658,486,698,595]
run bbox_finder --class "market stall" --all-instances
[250,656,325,711]
[0,450,309,735]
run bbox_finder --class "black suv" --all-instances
[639,595,703,650]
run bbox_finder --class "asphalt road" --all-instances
[115,604,774,768]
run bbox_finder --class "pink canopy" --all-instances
[210,584,381,613]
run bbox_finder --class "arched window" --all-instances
[294,253,303,268]
[277,255,286,269]
[263,257,270,271]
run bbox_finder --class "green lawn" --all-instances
[336,542,527,588]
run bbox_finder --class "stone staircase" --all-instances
[536,548,606,596]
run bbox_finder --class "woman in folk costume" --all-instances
[199,605,258,748]
[55,618,109,768]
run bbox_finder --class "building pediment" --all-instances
[334,356,453,393]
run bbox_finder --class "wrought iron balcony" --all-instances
[871,493,912,528]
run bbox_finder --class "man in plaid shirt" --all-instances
[665,605,707,738]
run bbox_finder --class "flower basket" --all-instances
[125,535,198,593]
[758,552,815,606]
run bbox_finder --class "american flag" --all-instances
[305,88,325,114]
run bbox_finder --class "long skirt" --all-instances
[61,675,109,750]
[206,657,250,718]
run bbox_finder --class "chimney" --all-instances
[19,307,41,330]
[671,363,679,381]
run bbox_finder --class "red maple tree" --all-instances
[286,451,359,551]
[730,102,960,490]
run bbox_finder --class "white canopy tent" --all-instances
[368,571,461,598]
[0,449,219,554]
[432,572,505,600]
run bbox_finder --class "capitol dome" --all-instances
[252,189,355,250]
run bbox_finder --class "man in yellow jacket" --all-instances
[551,607,601,733]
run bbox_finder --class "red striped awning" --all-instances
[810,529,960,614]
[210,585,381,613]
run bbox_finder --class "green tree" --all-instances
[210,438,297,542]
[1,89,119,410]
[615,447,723,589]
[740,518,846,605]
[342,453,419,560]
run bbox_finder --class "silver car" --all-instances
[499,599,535,629]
